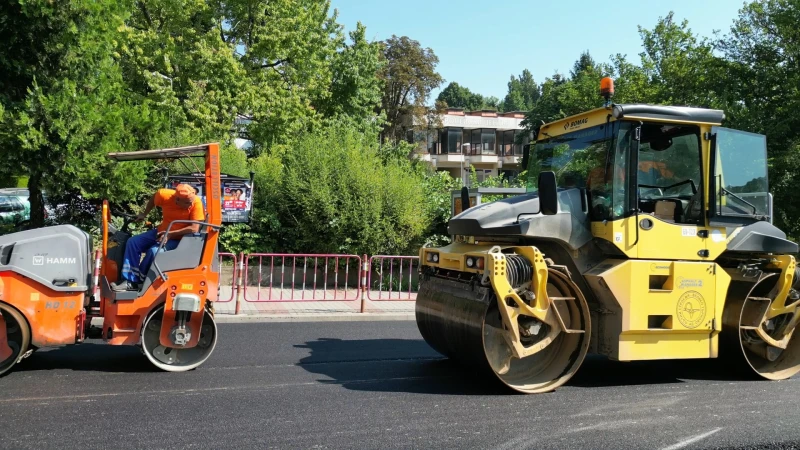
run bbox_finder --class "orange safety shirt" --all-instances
[154,188,205,233]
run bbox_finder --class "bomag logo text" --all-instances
[46,257,76,264]
[564,118,589,130]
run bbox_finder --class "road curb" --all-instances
[214,312,416,323]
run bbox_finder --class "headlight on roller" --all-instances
[466,256,485,270]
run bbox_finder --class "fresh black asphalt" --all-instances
[1,320,799,449]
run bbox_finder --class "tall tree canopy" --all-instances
[316,21,385,133]
[436,82,498,111]
[378,35,444,142]
[0,0,155,227]
[502,69,540,112]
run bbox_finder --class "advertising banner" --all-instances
[167,173,254,223]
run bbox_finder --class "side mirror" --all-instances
[538,171,558,215]
[460,186,470,213]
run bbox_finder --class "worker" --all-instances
[111,184,205,291]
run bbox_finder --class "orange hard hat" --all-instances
[175,183,196,199]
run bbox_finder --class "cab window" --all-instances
[527,121,632,222]
[635,123,703,224]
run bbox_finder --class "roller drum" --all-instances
[141,304,218,372]
[415,268,591,393]
[721,275,800,380]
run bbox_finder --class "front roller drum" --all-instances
[416,269,591,393]
[141,304,218,372]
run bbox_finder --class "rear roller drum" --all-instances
[141,305,218,372]
[0,303,31,377]
[416,268,591,393]
[722,276,800,380]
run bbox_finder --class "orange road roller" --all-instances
[0,144,222,376]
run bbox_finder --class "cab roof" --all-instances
[610,103,725,125]
[541,103,725,137]
[106,144,213,161]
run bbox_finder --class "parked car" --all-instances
[0,188,55,226]
[0,191,28,224]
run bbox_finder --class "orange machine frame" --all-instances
[99,143,222,347]
[0,143,221,376]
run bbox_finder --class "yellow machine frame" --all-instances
[419,99,799,367]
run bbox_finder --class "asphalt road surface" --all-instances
[1,320,800,450]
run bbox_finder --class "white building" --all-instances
[413,108,531,183]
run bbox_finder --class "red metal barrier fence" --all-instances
[368,256,419,301]
[217,252,237,304]
[215,252,421,314]
[243,253,363,302]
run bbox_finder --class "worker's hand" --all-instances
[157,230,169,243]
[134,212,147,223]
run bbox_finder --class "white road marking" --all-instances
[660,427,723,450]
[493,434,536,450]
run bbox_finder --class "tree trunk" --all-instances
[27,171,46,228]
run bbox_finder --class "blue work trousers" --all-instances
[121,229,180,283]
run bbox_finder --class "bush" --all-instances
[274,122,429,256]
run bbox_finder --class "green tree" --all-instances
[570,51,597,78]
[637,12,719,107]
[378,35,444,142]
[316,21,385,134]
[502,69,540,112]
[219,0,340,153]
[0,0,157,228]
[436,82,497,111]
[119,0,249,147]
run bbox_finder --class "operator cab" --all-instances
[526,81,783,261]
[100,145,221,302]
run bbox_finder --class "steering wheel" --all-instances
[638,179,697,197]
[637,185,664,198]
[660,179,697,194]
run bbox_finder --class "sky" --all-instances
[329,0,748,101]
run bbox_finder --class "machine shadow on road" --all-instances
[294,337,510,396]
[568,354,756,388]
[296,337,760,395]
[12,341,159,374]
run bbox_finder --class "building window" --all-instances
[480,129,495,154]
[445,128,463,154]
[498,130,515,156]
[469,129,480,155]
[428,130,440,154]
[476,169,494,182]
[500,169,519,181]
[514,132,530,155]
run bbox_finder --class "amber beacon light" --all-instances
[600,77,614,105]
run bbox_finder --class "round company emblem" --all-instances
[676,290,706,329]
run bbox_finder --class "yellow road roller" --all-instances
[416,78,800,393]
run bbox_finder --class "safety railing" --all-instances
[217,252,237,304]
[242,253,363,302]
[215,252,421,314]
[367,256,419,301]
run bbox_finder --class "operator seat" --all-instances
[107,229,213,301]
